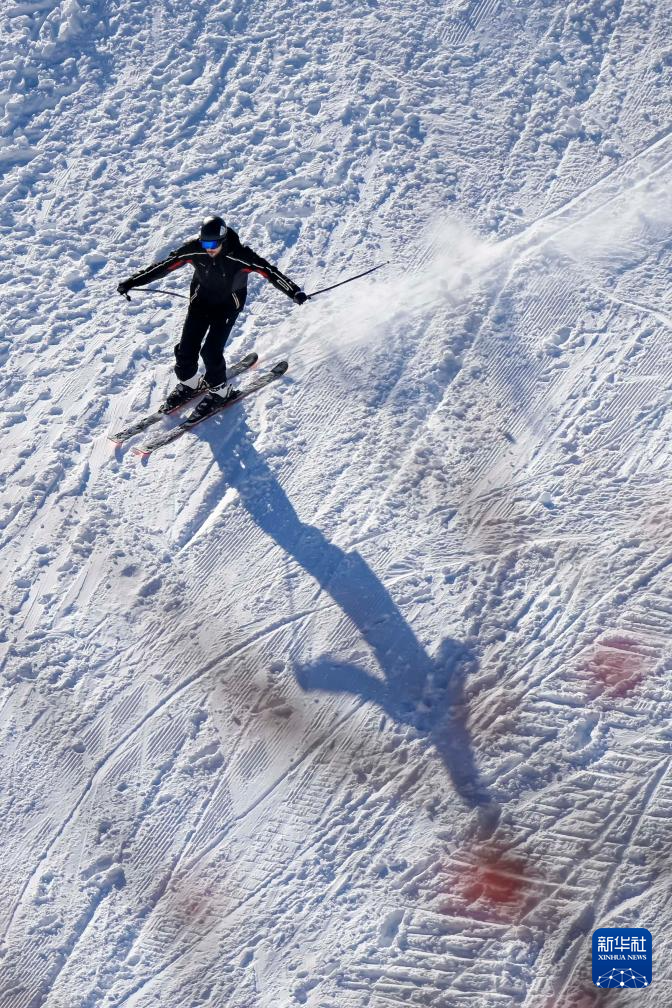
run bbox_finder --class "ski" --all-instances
[108,352,259,445]
[133,360,289,457]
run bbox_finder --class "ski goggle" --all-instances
[200,239,222,250]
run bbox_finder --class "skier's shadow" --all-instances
[199,413,496,816]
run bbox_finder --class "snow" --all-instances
[1,0,672,1004]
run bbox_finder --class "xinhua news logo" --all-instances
[592,928,652,988]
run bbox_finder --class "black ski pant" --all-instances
[174,300,239,387]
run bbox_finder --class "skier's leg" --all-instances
[174,302,209,383]
[200,310,239,387]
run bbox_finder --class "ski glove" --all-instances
[293,291,309,305]
[117,281,131,299]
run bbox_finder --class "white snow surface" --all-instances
[1,0,672,1005]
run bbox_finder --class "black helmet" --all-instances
[200,215,227,247]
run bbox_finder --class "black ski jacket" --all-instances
[122,227,301,311]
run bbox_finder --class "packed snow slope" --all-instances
[2,0,672,1005]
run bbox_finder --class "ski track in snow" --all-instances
[1,0,672,1004]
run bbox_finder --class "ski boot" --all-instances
[160,376,208,414]
[186,383,237,424]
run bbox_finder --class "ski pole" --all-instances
[307,261,389,299]
[126,287,190,300]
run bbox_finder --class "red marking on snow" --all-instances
[583,635,647,698]
[163,874,222,932]
[172,888,211,921]
[441,843,533,923]
[464,849,527,904]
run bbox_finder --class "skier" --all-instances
[117,215,308,413]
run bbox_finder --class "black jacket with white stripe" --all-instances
[122,227,301,311]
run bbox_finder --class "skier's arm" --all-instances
[118,249,193,293]
[233,245,306,302]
